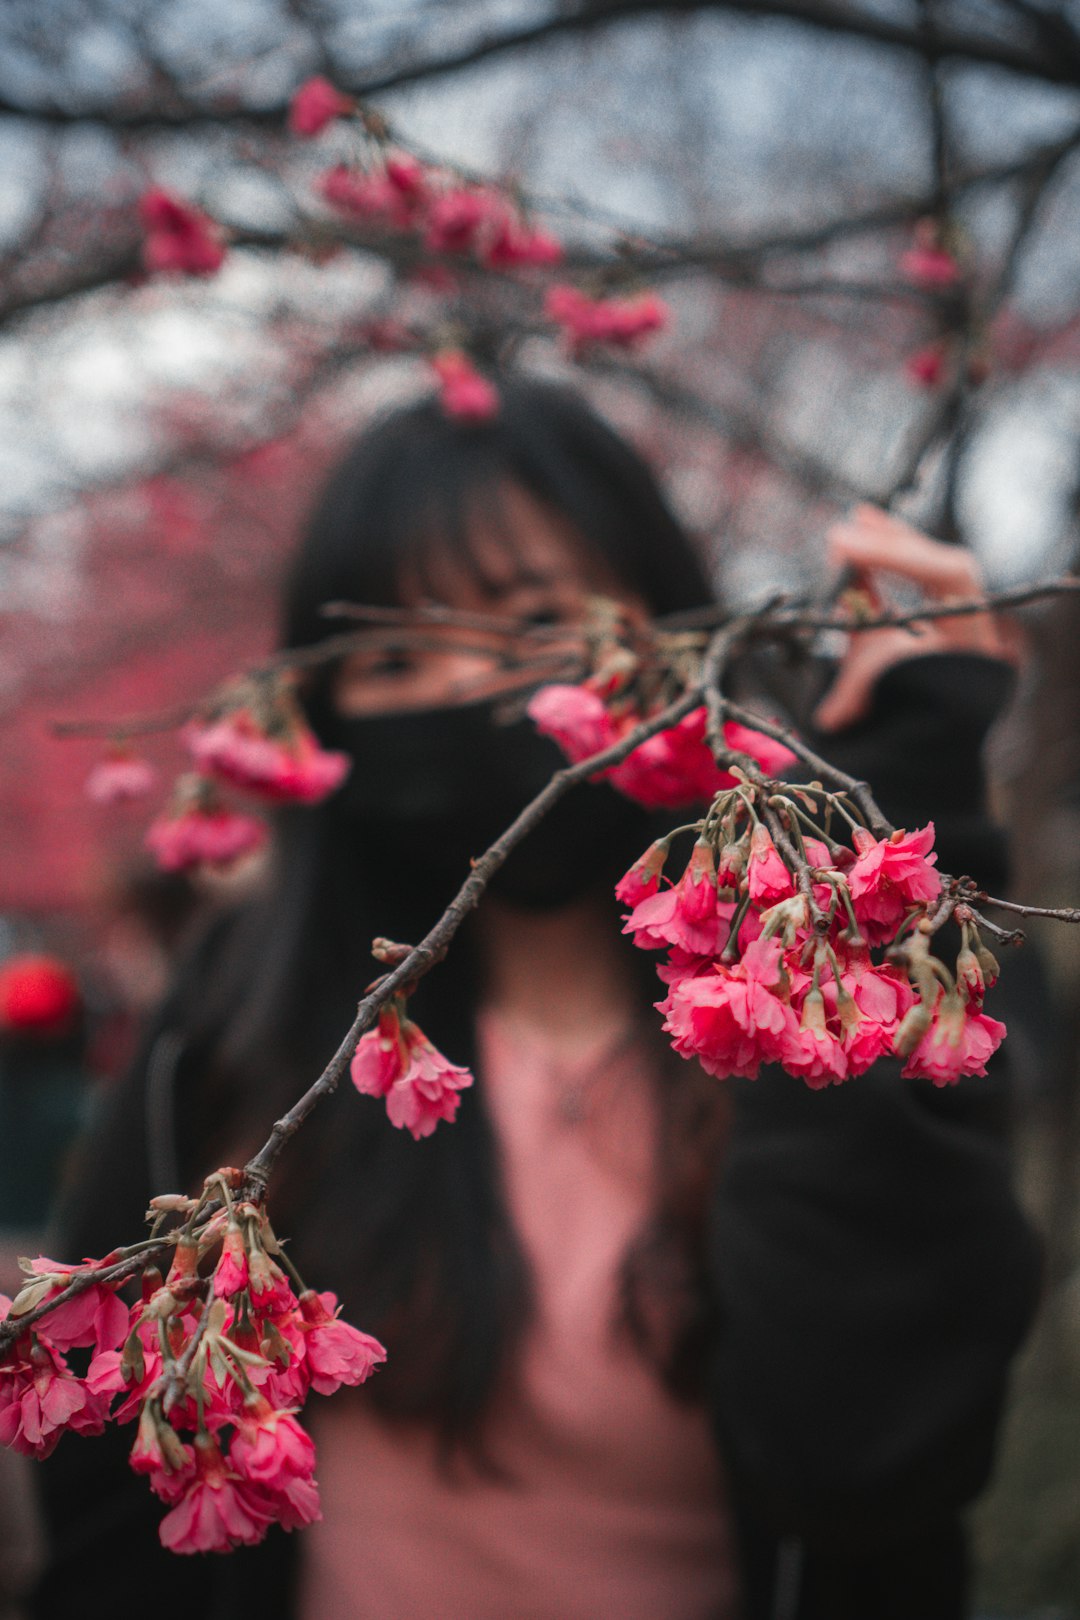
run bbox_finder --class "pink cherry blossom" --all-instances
[655,948,716,989]
[606,710,795,809]
[544,285,670,354]
[807,944,915,1078]
[783,989,849,1088]
[526,684,616,763]
[186,712,350,804]
[746,824,794,904]
[899,246,960,287]
[901,993,1006,1086]
[158,1433,273,1554]
[605,718,714,807]
[822,944,915,1027]
[424,190,492,254]
[349,1007,407,1099]
[245,1297,310,1398]
[298,1290,387,1397]
[256,1472,322,1531]
[212,1223,249,1299]
[660,937,800,1081]
[386,1032,474,1139]
[622,844,733,958]
[145,803,268,873]
[26,1282,127,1358]
[129,1405,196,1503]
[288,76,353,137]
[230,1396,316,1489]
[481,209,563,268]
[139,189,224,278]
[955,945,989,1004]
[247,1250,296,1316]
[840,1012,895,1075]
[722,721,798,779]
[430,350,499,421]
[848,824,941,944]
[317,165,410,225]
[0,1316,108,1459]
[351,1007,474,1138]
[622,882,733,958]
[614,838,670,906]
[527,688,796,810]
[385,154,429,210]
[86,1339,164,1424]
[84,754,157,804]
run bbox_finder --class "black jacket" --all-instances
[29,653,1043,1620]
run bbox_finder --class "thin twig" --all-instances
[241,668,710,1197]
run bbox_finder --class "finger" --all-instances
[826,507,984,601]
[812,626,945,732]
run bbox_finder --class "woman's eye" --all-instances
[369,651,414,678]
[522,606,561,628]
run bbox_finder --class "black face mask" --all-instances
[314,695,668,912]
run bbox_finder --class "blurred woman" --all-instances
[32,376,1039,1620]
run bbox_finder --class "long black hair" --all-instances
[61,375,726,1454]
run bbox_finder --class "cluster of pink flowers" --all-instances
[185,706,350,805]
[617,795,1005,1088]
[1,1199,385,1555]
[145,777,268,874]
[527,681,796,809]
[314,138,562,272]
[544,285,670,355]
[139,679,350,873]
[288,75,354,137]
[139,189,225,278]
[0,1254,123,1457]
[351,1001,474,1139]
[429,350,500,421]
[84,750,157,805]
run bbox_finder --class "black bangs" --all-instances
[279,374,716,655]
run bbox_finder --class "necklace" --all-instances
[496,1014,645,1125]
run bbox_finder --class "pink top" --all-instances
[298,1011,737,1620]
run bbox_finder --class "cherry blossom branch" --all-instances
[52,571,1080,742]
[717,696,892,835]
[0,1246,174,1355]
[19,595,1080,1348]
[240,676,705,1199]
[770,577,1080,634]
[972,894,1080,927]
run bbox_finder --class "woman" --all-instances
[32,377,1040,1620]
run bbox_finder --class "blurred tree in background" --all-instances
[1,2,1080,1609]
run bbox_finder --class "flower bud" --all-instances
[894,999,934,1057]
[936,991,967,1048]
[614,838,670,906]
[121,1328,146,1385]
[165,1238,200,1289]
[678,839,718,924]
[716,836,747,889]
[800,987,828,1036]
[835,986,862,1034]
[956,946,984,1003]
[975,941,1000,987]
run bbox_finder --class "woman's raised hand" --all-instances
[813,503,1019,732]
